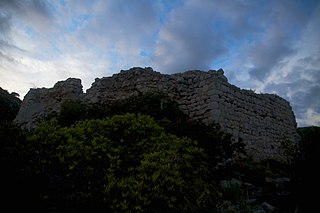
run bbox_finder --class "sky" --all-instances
[0,0,319,127]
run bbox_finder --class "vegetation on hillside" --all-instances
[25,113,221,212]
[0,91,318,212]
[0,87,21,122]
[293,126,320,212]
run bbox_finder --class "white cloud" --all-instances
[297,108,320,127]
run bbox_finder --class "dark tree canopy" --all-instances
[0,87,21,122]
[26,113,220,212]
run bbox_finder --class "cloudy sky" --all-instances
[0,0,319,127]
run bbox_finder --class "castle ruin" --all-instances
[15,67,299,160]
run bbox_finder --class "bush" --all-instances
[292,126,320,212]
[26,113,221,212]
[58,100,88,126]
[0,88,21,122]
[56,93,245,168]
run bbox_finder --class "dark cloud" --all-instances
[248,39,295,80]
[292,67,320,111]
[153,0,300,74]
[154,24,227,72]
[244,0,309,80]
[153,0,229,73]
[229,0,317,81]
[302,85,320,108]
[264,62,320,127]
[0,0,53,69]
[0,6,12,41]
[0,0,51,17]
[91,1,158,43]
[73,0,159,67]
[0,0,51,40]
[298,53,320,70]
[293,85,320,126]
[0,51,19,63]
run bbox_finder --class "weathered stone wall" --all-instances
[15,67,299,160]
[15,78,83,129]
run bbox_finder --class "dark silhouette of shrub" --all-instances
[26,114,220,212]
[0,87,21,122]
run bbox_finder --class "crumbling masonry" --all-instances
[15,67,299,160]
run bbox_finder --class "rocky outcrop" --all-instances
[15,67,299,160]
[15,78,83,129]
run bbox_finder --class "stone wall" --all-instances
[15,78,83,129]
[15,67,299,160]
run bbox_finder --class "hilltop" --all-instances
[15,67,299,160]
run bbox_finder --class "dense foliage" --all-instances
[2,93,240,212]
[57,93,244,166]
[293,126,320,212]
[25,113,220,212]
[2,90,317,212]
[0,87,21,122]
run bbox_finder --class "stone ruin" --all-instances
[15,67,299,160]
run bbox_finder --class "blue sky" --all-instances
[0,0,319,127]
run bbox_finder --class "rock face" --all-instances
[15,78,83,129]
[15,67,299,160]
